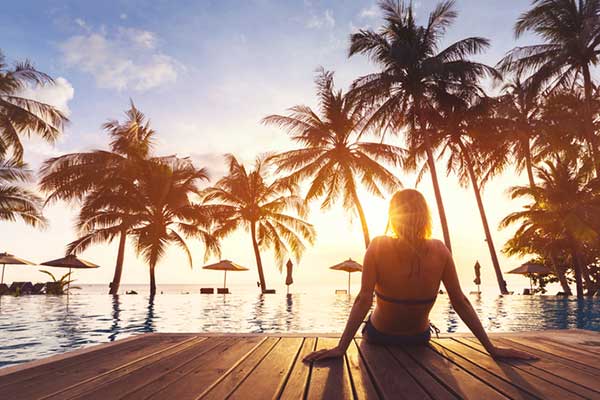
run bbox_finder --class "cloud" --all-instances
[60,21,178,91]
[19,77,75,115]
[359,5,379,19]
[306,9,335,29]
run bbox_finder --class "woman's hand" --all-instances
[490,346,539,360]
[303,347,345,363]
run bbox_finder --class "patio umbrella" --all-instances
[507,262,552,293]
[330,258,362,294]
[285,259,294,294]
[202,260,249,289]
[41,254,100,293]
[473,261,481,293]
[0,252,36,285]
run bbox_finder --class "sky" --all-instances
[0,0,550,294]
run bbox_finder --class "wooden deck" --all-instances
[1,330,599,399]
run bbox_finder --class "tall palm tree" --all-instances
[202,155,316,293]
[39,103,155,294]
[420,89,510,294]
[0,50,68,162]
[497,75,543,189]
[348,0,498,252]
[69,158,220,297]
[263,69,403,248]
[499,0,600,176]
[0,160,46,227]
[501,157,600,298]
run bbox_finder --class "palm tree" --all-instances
[0,160,46,227]
[497,75,543,189]
[0,50,68,162]
[348,0,498,252]
[501,157,600,298]
[263,69,403,248]
[202,155,316,293]
[499,0,600,176]
[418,89,510,294]
[39,103,155,294]
[69,158,220,297]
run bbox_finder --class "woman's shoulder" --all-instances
[424,238,452,259]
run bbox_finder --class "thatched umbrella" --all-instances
[285,259,294,294]
[0,252,36,285]
[507,262,552,293]
[41,254,100,294]
[473,261,482,293]
[202,260,249,290]
[330,258,362,294]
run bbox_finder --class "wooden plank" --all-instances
[385,344,458,399]
[227,337,303,399]
[63,338,222,400]
[503,336,600,372]
[459,338,598,399]
[279,337,316,400]
[346,340,379,400]
[0,335,155,388]
[537,336,600,356]
[305,337,353,400]
[200,337,279,399]
[2,335,192,400]
[355,339,429,400]
[403,345,508,400]
[142,336,265,400]
[432,339,578,400]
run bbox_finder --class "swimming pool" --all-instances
[0,288,598,368]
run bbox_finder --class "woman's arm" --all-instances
[303,240,377,363]
[441,247,537,360]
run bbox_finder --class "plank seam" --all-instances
[274,337,306,400]
[302,336,318,400]
[352,339,384,400]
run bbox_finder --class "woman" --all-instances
[304,189,535,362]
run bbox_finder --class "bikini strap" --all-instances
[375,290,437,305]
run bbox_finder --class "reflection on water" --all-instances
[0,292,598,368]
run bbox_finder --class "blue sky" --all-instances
[1,1,546,293]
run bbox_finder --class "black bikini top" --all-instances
[375,289,437,305]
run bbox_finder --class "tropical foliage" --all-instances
[0,159,46,228]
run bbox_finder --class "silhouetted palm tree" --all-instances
[417,89,510,294]
[348,0,498,252]
[0,50,68,162]
[69,158,220,297]
[263,69,403,248]
[0,160,45,227]
[499,0,600,176]
[39,103,155,294]
[202,155,316,293]
[501,157,600,298]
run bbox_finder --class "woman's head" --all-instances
[387,189,432,242]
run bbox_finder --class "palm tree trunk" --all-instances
[149,263,157,297]
[108,227,127,295]
[523,137,536,189]
[569,241,584,299]
[351,188,370,248]
[418,121,452,252]
[459,140,508,295]
[549,254,572,296]
[250,221,267,293]
[582,65,600,177]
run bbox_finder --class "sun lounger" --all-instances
[200,288,214,294]
[335,289,348,294]
[31,283,45,294]
[0,283,8,295]
[217,288,230,294]
[263,289,276,294]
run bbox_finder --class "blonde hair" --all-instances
[386,189,432,275]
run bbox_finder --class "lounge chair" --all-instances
[0,283,9,295]
[335,289,348,294]
[522,288,532,295]
[263,289,276,294]
[200,288,214,294]
[31,283,45,294]
[217,288,230,294]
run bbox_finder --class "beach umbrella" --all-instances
[41,254,100,293]
[285,259,294,294]
[0,252,36,285]
[202,260,249,289]
[473,261,481,293]
[330,258,362,294]
[507,262,552,292]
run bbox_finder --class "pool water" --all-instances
[0,289,598,368]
